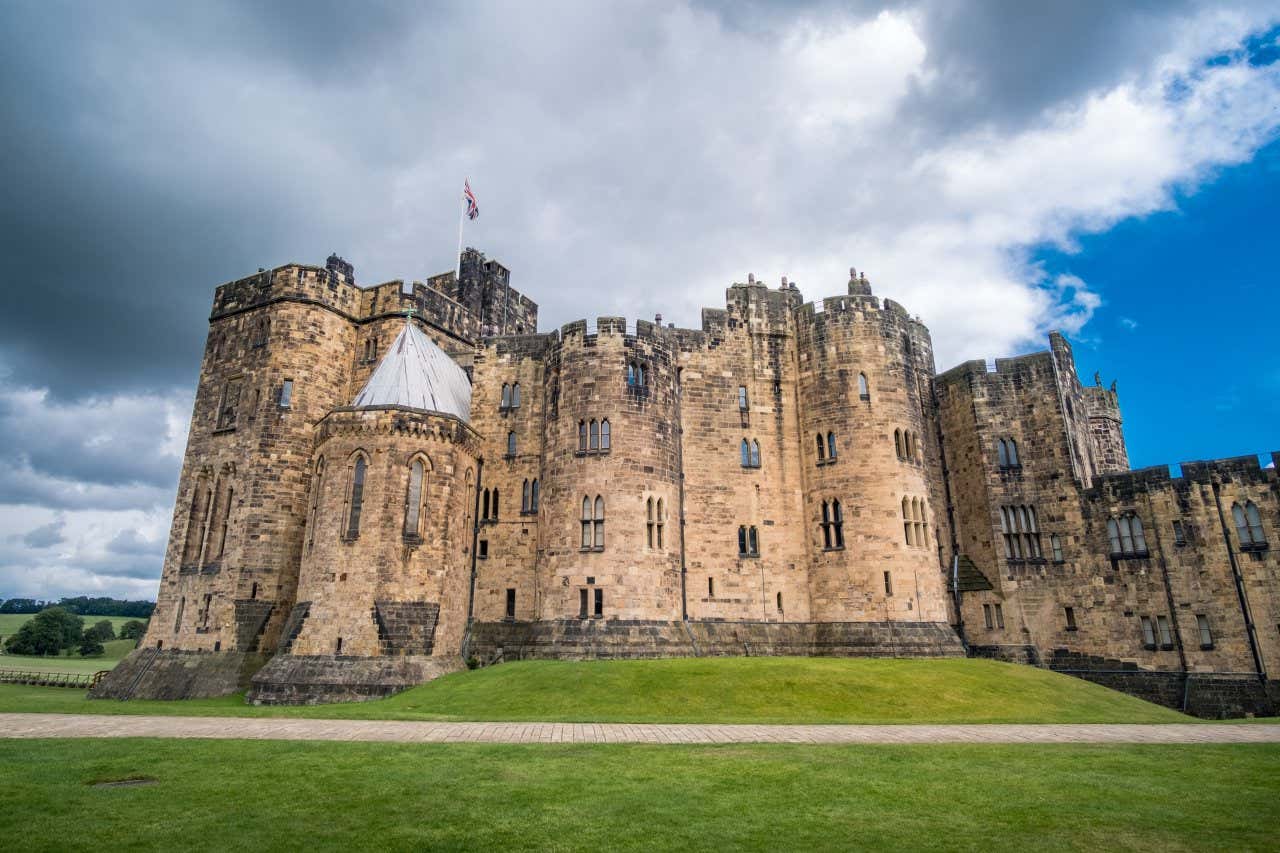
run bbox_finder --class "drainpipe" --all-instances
[1211,481,1266,681]
[674,364,689,622]
[462,456,484,660]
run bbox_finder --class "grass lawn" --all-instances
[0,657,1191,723]
[0,614,146,674]
[0,738,1274,851]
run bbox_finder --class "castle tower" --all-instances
[793,277,952,627]
[248,319,482,704]
[534,317,684,623]
[1083,381,1129,474]
[94,262,362,699]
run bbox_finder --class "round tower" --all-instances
[248,319,481,704]
[535,317,683,623]
[794,280,951,625]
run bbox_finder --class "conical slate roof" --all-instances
[351,320,472,422]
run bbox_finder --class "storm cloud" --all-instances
[1,0,1278,598]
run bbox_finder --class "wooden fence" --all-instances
[0,668,109,688]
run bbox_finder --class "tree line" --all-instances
[0,597,155,617]
[2,608,149,658]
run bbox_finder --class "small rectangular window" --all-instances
[579,589,588,618]
[1064,606,1077,630]
[1140,616,1156,647]
[1172,521,1186,545]
[594,588,603,618]
[883,571,893,596]
[478,539,489,559]
[983,604,993,629]
[505,588,516,620]
[1196,614,1212,647]
[1157,614,1174,647]
[708,577,714,597]
[995,604,1005,629]
[279,379,294,408]
[738,386,749,410]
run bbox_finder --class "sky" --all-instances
[1,0,1278,600]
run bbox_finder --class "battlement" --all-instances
[935,348,1053,387]
[1090,453,1279,497]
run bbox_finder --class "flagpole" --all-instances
[454,179,466,285]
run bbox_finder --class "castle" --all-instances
[95,249,1280,716]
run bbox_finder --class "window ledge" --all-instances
[822,546,845,553]
[816,458,837,467]
[341,534,360,543]
[738,553,760,559]
[579,547,605,553]
[503,453,516,460]
[519,509,537,517]
[1240,542,1269,553]
[1065,626,1078,632]
[859,394,870,402]
[402,534,422,546]
[1160,643,1175,651]
[1143,643,1157,651]
[1200,643,1215,651]
[212,426,237,435]
[1109,551,1151,560]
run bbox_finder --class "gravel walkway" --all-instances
[2,713,1278,744]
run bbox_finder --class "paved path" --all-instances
[2,714,1279,744]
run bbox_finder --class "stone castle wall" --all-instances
[104,248,1279,714]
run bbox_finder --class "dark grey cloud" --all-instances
[1,0,1277,599]
[106,528,165,558]
[20,519,65,549]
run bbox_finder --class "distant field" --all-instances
[1,739,1276,852]
[0,614,145,674]
[0,657,1190,724]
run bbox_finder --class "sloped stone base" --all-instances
[247,654,462,705]
[469,620,964,663]
[90,648,267,700]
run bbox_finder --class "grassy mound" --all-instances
[0,657,1188,723]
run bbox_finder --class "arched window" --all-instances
[208,479,233,561]
[404,458,426,538]
[492,489,500,520]
[581,496,592,548]
[578,420,588,452]
[858,373,870,400]
[827,431,837,459]
[1233,501,1267,547]
[482,488,491,521]
[507,431,517,456]
[511,383,521,408]
[647,498,656,548]
[593,496,605,549]
[182,476,211,565]
[600,419,611,450]
[748,526,759,556]
[821,500,832,549]
[1107,518,1122,555]
[307,458,325,553]
[656,498,664,548]
[895,429,904,459]
[1108,513,1147,556]
[522,479,531,513]
[627,363,636,386]
[816,433,825,461]
[777,591,783,612]
[738,525,747,556]
[1008,439,1019,467]
[589,419,600,451]
[530,479,540,512]
[750,440,761,468]
[741,439,751,468]
[997,439,1009,467]
[501,383,511,409]
[832,499,844,548]
[903,497,913,546]
[637,364,645,385]
[346,455,367,539]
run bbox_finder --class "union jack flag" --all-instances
[464,179,479,220]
